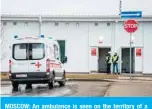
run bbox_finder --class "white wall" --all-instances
[89,22,112,47]
[1,21,39,72]
[1,21,89,73]
[143,22,152,74]
[1,20,152,73]
[114,21,144,72]
[89,22,113,72]
[66,22,89,73]
[115,22,143,51]
[42,22,89,73]
[89,21,151,73]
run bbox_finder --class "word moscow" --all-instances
[5,104,71,109]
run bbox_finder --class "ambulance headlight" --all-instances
[40,34,44,38]
[14,35,18,39]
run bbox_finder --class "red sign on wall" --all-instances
[136,48,142,57]
[91,48,96,56]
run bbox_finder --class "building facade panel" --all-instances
[41,22,89,73]
[89,22,112,47]
[65,22,89,73]
[143,22,152,74]
[1,21,39,72]
[114,22,144,73]
[1,16,152,74]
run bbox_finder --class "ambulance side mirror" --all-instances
[62,56,67,64]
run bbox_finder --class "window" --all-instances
[32,43,44,59]
[55,22,58,26]
[95,23,98,26]
[53,44,59,60]
[24,22,28,26]
[76,22,79,26]
[13,44,27,60]
[13,43,45,60]
[20,44,26,49]
[3,22,7,26]
[49,47,54,58]
[13,22,17,25]
[66,22,69,26]
[107,23,110,26]
[57,40,65,62]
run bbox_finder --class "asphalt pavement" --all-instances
[1,80,152,96]
[1,82,75,96]
[0,81,110,96]
[105,80,152,96]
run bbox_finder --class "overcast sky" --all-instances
[1,0,152,15]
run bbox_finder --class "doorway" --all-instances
[121,48,135,73]
[98,47,111,73]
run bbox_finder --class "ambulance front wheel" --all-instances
[58,73,66,87]
[58,80,65,87]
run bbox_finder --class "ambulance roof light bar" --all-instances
[48,36,56,40]
[40,34,44,38]
[25,36,39,39]
[14,35,18,39]
[14,35,23,40]
[14,35,40,40]
[48,36,52,39]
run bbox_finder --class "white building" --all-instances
[1,13,152,74]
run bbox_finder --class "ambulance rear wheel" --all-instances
[26,84,32,89]
[48,74,55,89]
[58,73,66,87]
[12,82,19,91]
[58,80,65,87]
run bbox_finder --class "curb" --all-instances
[2,78,152,85]
[1,73,152,83]
[67,78,152,82]
[1,78,152,82]
[66,78,116,82]
[1,79,10,81]
[119,79,152,81]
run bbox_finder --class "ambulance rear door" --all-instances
[28,43,46,73]
[11,43,29,73]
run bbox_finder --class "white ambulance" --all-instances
[9,35,67,91]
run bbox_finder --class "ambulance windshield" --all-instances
[13,43,45,60]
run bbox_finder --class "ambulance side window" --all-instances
[49,46,54,59]
[53,44,59,60]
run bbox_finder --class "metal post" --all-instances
[130,33,132,81]
[39,16,42,36]
[87,23,90,73]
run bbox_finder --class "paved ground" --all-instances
[0,81,110,96]
[1,82,74,96]
[105,80,152,96]
[68,81,110,96]
[1,80,152,96]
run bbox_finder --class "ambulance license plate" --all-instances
[16,74,27,78]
